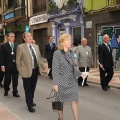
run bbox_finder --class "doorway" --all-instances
[72,27,81,46]
[33,28,47,57]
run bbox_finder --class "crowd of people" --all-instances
[0,32,115,120]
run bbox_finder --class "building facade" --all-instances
[2,0,29,43]
[84,0,120,68]
[48,0,84,45]
[30,0,52,57]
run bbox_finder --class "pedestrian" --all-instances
[76,38,93,86]
[0,33,20,97]
[44,36,56,79]
[98,34,114,91]
[114,39,120,67]
[0,41,4,87]
[16,32,48,112]
[52,34,86,120]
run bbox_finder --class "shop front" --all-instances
[48,0,84,45]
[30,14,52,57]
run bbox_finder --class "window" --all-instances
[8,0,14,8]
[73,27,81,46]
[33,0,46,14]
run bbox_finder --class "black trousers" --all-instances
[47,59,52,77]
[78,66,90,85]
[4,64,18,94]
[0,70,4,83]
[22,68,38,108]
[99,66,114,89]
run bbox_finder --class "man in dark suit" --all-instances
[1,33,20,97]
[44,36,56,79]
[16,32,48,112]
[98,34,114,91]
[0,42,4,87]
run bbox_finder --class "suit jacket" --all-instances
[0,44,2,66]
[76,45,93,67]
[98,43,114,68]
[44,42,56,60]
[16,43,46,78]
[52,50,81,86]
[0,42,18,69]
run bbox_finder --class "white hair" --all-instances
[81,38,87,42]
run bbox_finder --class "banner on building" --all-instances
[30,14,48,26]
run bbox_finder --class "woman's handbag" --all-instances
[46,89,63,110]
[52,101,63,110]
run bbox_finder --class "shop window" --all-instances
[73,27,81,46]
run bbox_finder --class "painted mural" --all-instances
[97,26,120,63]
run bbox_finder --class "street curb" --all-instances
[88,81,120,89]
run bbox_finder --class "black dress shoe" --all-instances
[102,88,108,91]
[13,93,20,97]
[107,85,110,89]
[0,83,4,87]
[50,76,53,79]
[4,92,8,96]
[84,83,89,86]
[78,83,82,86]
[32,103,36,106]
[28,107,35,113]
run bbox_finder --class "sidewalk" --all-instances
[88,68,120,88]
[42,60,120,88]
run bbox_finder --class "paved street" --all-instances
[0,72,120,120]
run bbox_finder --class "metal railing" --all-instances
[3,6,26,21]
[106,0,120,6]
[14,7,25,17]
[33,4,46,14]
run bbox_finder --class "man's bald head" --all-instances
[103,34,110,44]
[81,38,87,46]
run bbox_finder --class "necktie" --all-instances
[107,44,110,52]
[11,43,14,51]
[50,43,53,49]
[29,45,38,68]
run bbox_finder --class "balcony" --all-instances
[48,1,81,17]
[33,3,46,14]
[3,5,26,23]
[106,0,120,6]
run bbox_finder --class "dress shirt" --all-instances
[103,42,110,51]
[49,42,53,49]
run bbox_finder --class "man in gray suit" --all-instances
[76,38,93,86]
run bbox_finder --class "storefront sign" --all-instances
[30,14,48,25]
[5,13,14,20]
[86,21,92,28]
